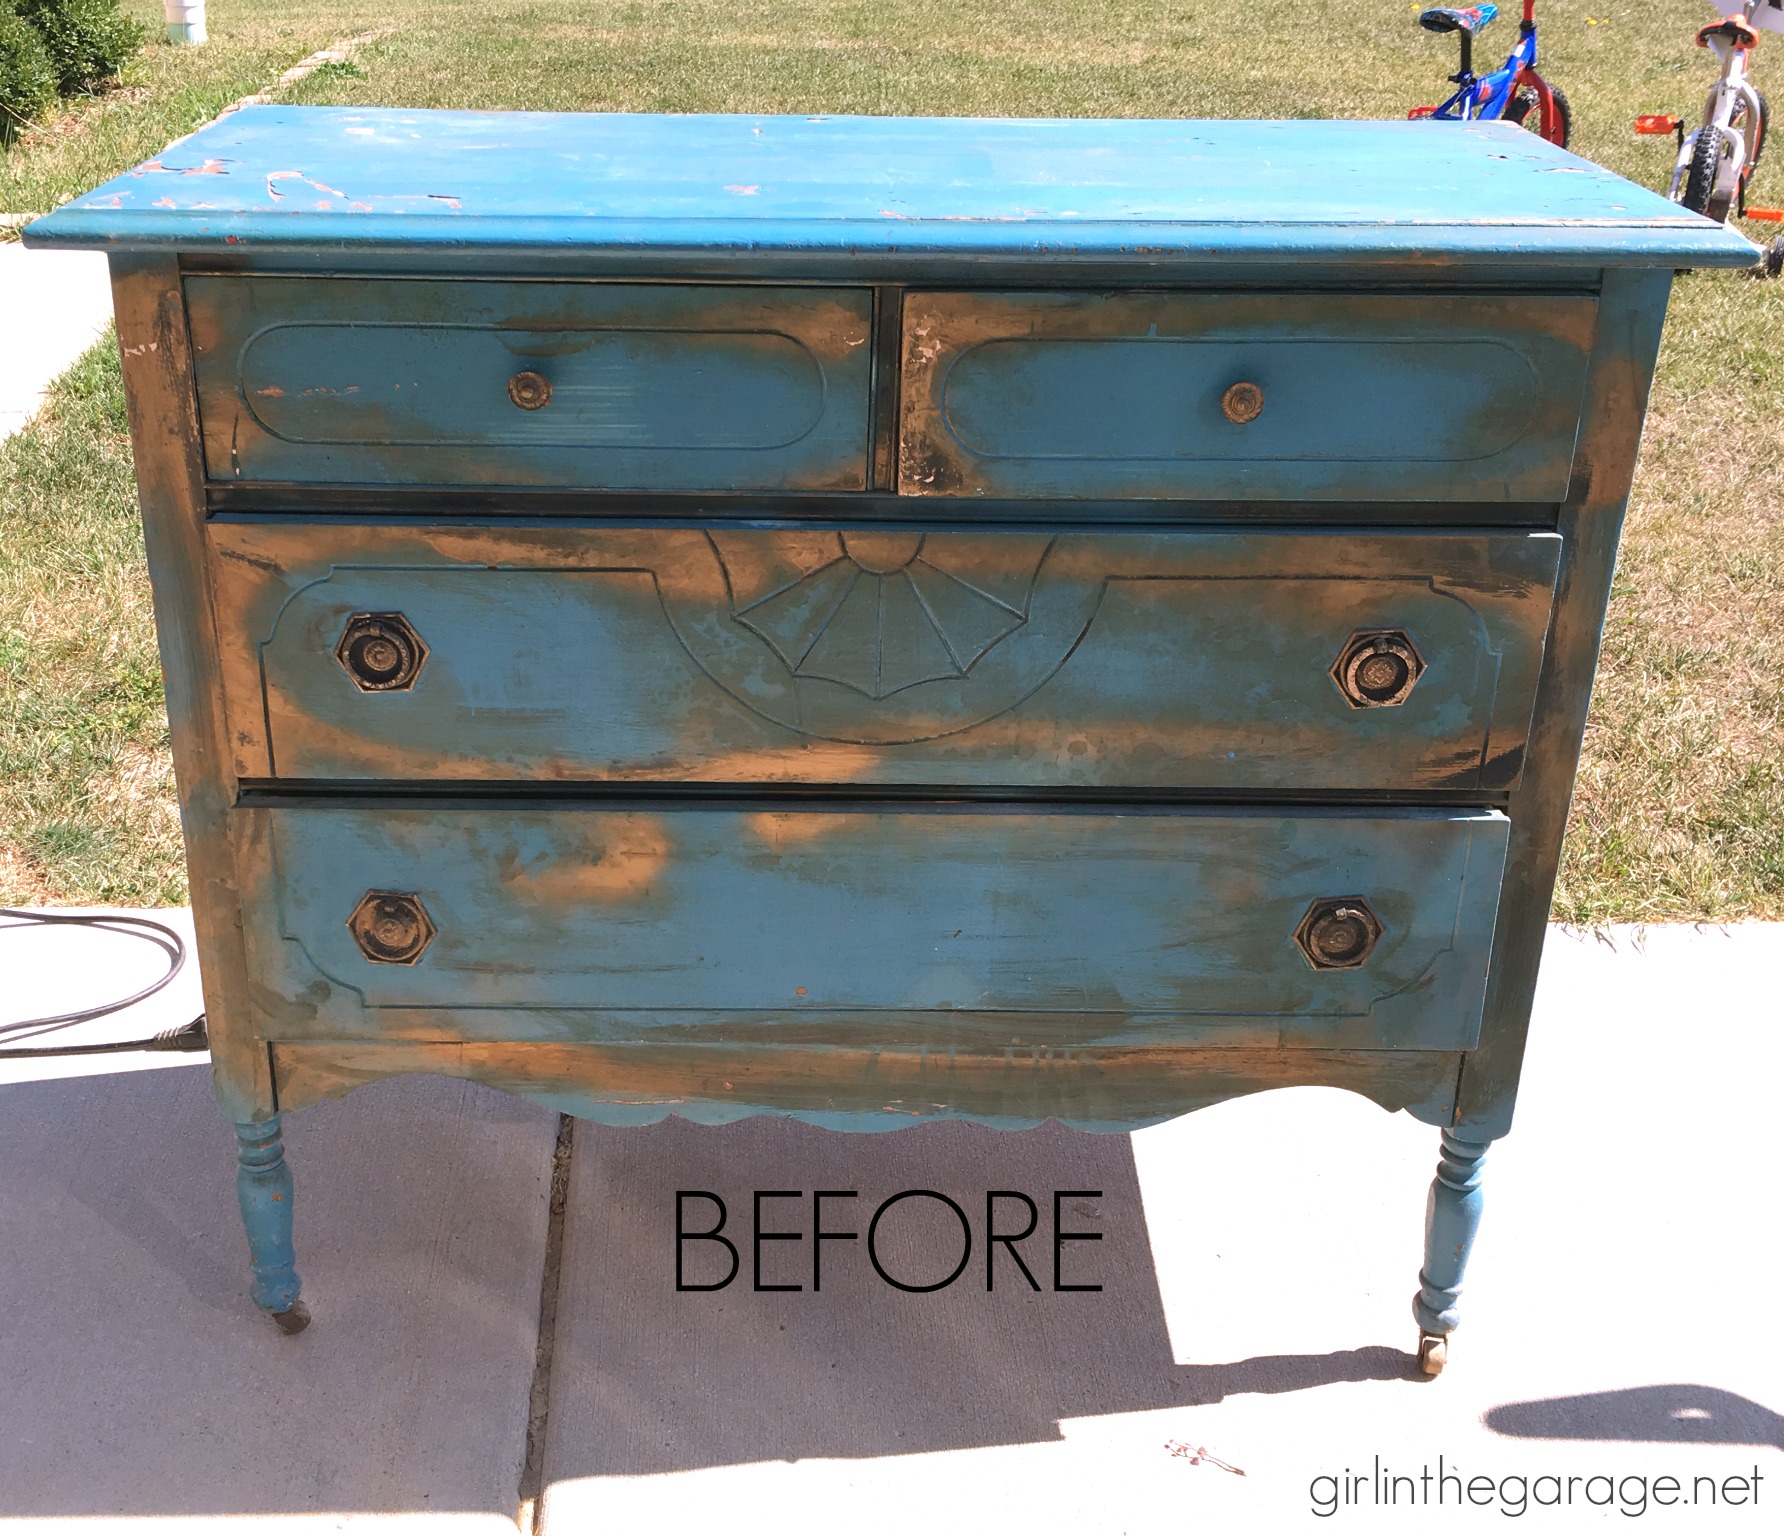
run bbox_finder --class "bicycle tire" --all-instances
[1505,83,1571,150]
[1683,124,1733,220]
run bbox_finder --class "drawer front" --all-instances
[246,805,1509,1053]
[186,277,873,490]
[899,291,1595,502]
[214,523,1559,792]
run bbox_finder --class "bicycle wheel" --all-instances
[1505,83,1571,149]
[1683,125,1735,220]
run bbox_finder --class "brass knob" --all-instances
[1294,897,1384,970]
[347,891,437,965]
[508,370,553,410]
[1332,629,1425,709]
[335,612,428,692]
[1221,381,1264,424]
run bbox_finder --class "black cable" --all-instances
[0,908,207,1058]
[0,1016,210,1059]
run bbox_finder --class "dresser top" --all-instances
[25,105,1756,269]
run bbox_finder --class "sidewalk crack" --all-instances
[518,1113,574,1534]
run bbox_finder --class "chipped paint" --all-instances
[136,157,231,176]
[186,275,872,490]
[22,110,1757,270]
[254,803,1508,1054]
[898,290,1597,503]
[207,520,1557,791]
[499,815,671,904]
[266,169,350,202]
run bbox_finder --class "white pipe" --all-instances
[164,0,206,46]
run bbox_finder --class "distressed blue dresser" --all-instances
[25,110,1753,1370]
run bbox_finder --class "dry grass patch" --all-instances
[0,0,398,219]
[1557,274,1784,920]
[0,332,185,904]
[1,0,1780,917]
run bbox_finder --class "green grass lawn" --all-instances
[1,0,1780,917]
[0,332,183,903]
[0,0,357,219]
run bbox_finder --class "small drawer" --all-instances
[898,291,1596,502]
[186,277,873,490]
[213,523,1560,793]
[244,804,1509,1054]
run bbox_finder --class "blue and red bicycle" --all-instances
[1407,2,1571,148]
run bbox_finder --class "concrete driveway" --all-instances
[1,919,1778,1532]
[0,244,114,442]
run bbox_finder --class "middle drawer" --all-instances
[212,523,1560,792]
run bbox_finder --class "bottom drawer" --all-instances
[246,804,1507,1054]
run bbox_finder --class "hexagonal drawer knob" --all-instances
[1294,897,1384,970]
[1331,629,1424,708]
[336,612,428,692]
[347,891,436,965]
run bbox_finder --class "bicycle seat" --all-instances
[1419,5,1499,36]
[1697,17,1760,49]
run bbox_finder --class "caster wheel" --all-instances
[1766,235,1784,280]
[270,1300,311,1335]
[1417,1331,1447,1376]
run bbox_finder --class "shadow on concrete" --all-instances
[0,1063,553,1520]
[0,1067,1412,1517]
[539,1115,1420,1480]
[1486,1386,1784,1449]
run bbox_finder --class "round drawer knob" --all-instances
[348,891,437,965]
[335,612,429,692]
[1221,381,1265,424]
[1294,897,1384,970]
[508,370,553,410]
[1332,629,1425,709]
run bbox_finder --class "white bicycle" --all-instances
[1636,0,1784,274]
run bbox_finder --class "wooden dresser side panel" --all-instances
[1457,267,1672,1140]
[108,257,272,1122]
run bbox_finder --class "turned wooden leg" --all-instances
[235,1116,310,1334]
[1412,1128,1489,1375]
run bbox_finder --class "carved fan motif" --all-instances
[658,529,1082,744]
[732,533,1034,699]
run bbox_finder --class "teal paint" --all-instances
[1415,1130,1492,1344]
[251,803,1509,1053]
[55,112,1717,1353]
[21,109,1758,270]
[187,277,873,490]
[218,525,1561,791]
[902,292,1595,502]
[234,1119,302,1318]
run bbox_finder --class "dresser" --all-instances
[25,109,1753,1371]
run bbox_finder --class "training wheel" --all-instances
[1417,1331,1447,1376]
[271,1300,312,1335]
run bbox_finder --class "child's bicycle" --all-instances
[1634,1,1784,277]
[1407,2,1571,148]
